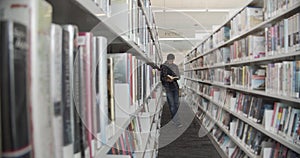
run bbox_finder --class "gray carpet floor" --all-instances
[158,97,221,158]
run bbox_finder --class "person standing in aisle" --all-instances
[160,53,182,127]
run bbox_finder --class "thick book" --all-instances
[244,7,263,31]
[66,25,83,158]
[167,75,179,80]
[248,35,265,59]
[92,36,99,150]
[251,66,266,90]
[78,32,94,158]
[95,36,109,146]
[251,131,266,155]
[0,21,32,158]
[29,0,55,157]
[93,36,108,148]
[288,108,300,143]
[62,25,77,158]
[50,24,63,158]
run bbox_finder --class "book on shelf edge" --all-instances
[0,21,32,158]
[79,32,94,158]
[93,36,108,148]
[30,0,55,157]
[62,25,76,158]
[66,24,84,158]
[50,23,63,158]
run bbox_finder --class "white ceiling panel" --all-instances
[151,0,250,9]
[155,12,228,29]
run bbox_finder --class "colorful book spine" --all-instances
[78,32,94,158]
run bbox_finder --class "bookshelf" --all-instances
[47,0,161,66]
[185,1,300,64]
[184,0,300,157]
[187,84,300,155]
[0,0,163,158]
[189,90,258,158]
[185,77,300,104]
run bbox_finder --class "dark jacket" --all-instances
[160,62,180,90]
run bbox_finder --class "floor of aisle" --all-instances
[158,97,221,158]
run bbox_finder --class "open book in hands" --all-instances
[167,75,179,80]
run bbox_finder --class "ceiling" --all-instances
[151,0,250,64]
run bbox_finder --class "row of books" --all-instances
[184,69,210,81]
[185,81,300,149]
[188,33,265,67]
[187,89,300,157]
[185,49,198,62]
[230,66,266,90]
[185,60,300,99]
[265,13,300,56]
[266,61,300,98]
[107,85,162,157]
[230,7,263,38]
[186,12,300,64]
[212,26,231,47]
[0,0,160,158]
[264,0,300,19]
[108,118,142,157]
[108,53,157,106]
[112,0,159,59]
[195,6,264,53]
[194,104,248,157]
[211,126,235,156]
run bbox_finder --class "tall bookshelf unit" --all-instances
[184,0,300,157]
[48,0,164,157]
[0,0,163,158]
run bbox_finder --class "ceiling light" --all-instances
[95,13,106,16]
[159,38,202,41]
[153,9,230,13]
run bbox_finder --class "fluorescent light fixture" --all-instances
[153,9,230,13]
[95,13,106,16]
[159,38,202,41]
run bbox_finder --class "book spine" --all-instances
[50,24,63,158]
[0,21,32,158]
[98,36,108,145]
[61,25,76,157]
[78,46,87,157]
[91,36,98,156]
[79,32,93,158]
[30,0,55,157]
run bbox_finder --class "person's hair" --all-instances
[167,53,175,60]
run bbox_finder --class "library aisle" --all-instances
[158,97,221,158]
[2,0,300,158]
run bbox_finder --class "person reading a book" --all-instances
[160,53,182,127]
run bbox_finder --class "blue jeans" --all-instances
[166,88,180,121]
